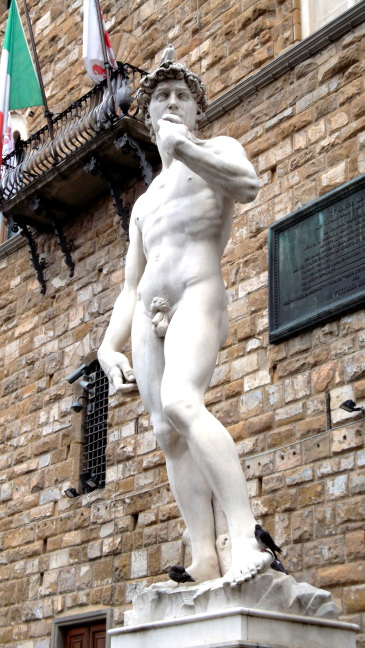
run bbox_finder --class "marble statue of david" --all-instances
[98,54,272,585]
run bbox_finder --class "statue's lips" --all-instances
[161,113,183,124]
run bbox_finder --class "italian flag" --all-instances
[83,0,117,84]
[0,0,43,162]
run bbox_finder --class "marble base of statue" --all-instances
[108,572,359,648]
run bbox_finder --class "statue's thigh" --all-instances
[131,307,165,415]
[162,299,223,396]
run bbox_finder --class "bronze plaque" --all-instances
[269,174,365,342]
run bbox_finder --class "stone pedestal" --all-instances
[109,573,359,648]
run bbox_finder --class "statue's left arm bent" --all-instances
[157,118,259,204]
[98,203,146,393]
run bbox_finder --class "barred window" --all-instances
[81,360,109,490]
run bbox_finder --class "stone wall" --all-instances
[8,0,302,132]
[0,1,365,647]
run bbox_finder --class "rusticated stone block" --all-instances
[262,472,285,493]
[114,554,131,581]
[331,424,364,454]
[245,411,274,436]
[143,527,157,547]
[132,529,143,550]
[58,567,76,593]
[318,561,365,588]
[345,529,365,560]
[240,389,264,418]
[344,350,365,382]
[292,508,314,543]
[337,496,365,525]
[312,362,338,392]
[93,557,114,585]
[244,452,274,479]
[343,584,365,614]
[285,465,313,486]
[303,536,345,568]
[298,483,325,508]
[148,545,162,576]
[159,503,180,522]
[259,490,298,515]
[275,402,304,427]
[238,434,266,457]
[354,378,365,400]
[302,431,329,461]
[319,47,360,83]
[283,371,311,403]
[314,504,337,538]
[326,474,348,500]
[275,444,301,471]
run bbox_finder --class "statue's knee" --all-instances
[153,420,177,453]
[162,397,197,431]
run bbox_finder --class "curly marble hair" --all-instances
[137,61,207,138]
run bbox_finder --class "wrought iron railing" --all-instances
[0,63,147,202]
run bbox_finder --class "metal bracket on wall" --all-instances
[114,133,153,187]
[14,220,47,294]
[28,196,75,277]
[83,155,131,236]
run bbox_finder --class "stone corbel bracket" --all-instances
[7,217,47,294]
[114,133,153,187]
[83,155,132,236]
[29,196,75,278]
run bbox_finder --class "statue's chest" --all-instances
[138,166,202,229]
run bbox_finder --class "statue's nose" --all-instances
[168,94,178,108]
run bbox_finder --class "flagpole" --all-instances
[21,0,54,139]
[94,0,114,112]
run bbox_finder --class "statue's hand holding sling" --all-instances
[157,115,205,158]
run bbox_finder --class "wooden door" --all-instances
[64,623,105,648]
[65,627,89,648]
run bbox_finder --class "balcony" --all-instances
[0,64,158,231]
[0,63,159,291]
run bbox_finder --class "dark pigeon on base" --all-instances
[255,523,282,560]
[270,557,288,575]
[168,565,196,583]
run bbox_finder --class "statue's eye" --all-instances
[156,93,168,101]
[178,93,189,100]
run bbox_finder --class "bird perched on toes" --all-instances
[168,565,196,583]
[270,557,288,575]
[255,524,282,560]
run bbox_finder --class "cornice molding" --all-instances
[205,2,365,123]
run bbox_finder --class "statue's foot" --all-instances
[186,556,221,584]
[149,554,221,589]
[221,536,272,586]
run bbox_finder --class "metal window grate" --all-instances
[83,360,109,488]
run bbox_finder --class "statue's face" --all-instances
[148,79,200,133]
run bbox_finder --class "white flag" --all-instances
[83,0,117,84]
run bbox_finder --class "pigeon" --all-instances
[160,44,175,64]
[168,565,195,583]
[254,524,282,560]
[270,558,288,575]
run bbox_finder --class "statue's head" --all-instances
[137,55,207,141]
